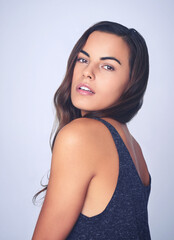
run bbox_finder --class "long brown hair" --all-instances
[33,21,149,202]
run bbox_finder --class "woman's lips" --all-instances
[76,83,95,95]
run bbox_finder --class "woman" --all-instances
[32,21,151,239]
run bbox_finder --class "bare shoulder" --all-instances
[60,117,103,134]
[55,117,105,147]
[52,118,107,173]
[52,117,111,171]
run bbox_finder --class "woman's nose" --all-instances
[82,65,95,80]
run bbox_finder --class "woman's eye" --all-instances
[77,58,87,63]
[103,65,115,71]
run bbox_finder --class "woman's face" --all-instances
[71,31,130,116]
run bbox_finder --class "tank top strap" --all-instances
[91,117,131,165]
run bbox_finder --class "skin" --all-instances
[32,31,150,240]
[71,31,130,115]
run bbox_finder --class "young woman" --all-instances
[32,21,151,239]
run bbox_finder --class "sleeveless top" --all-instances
[66,117,151,240]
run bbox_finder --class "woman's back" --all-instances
[80,117,150,218]
[67,117,151,239]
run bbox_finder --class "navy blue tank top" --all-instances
[67,117,151,239]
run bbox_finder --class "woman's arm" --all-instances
[32,119,97,240]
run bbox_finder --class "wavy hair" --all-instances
[52,21,149,147]
[33,21,149,202]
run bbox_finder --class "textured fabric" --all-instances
[66,117,151,240]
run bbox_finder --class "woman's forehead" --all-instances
[82,31,130,64]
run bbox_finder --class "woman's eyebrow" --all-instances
[100,57,121,65]
[80,50,90,57]
[80,50,121,65]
